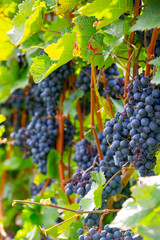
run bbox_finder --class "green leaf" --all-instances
[45,0,57,8]
[31,32,76,82]
[131,0,160,31]
[111,175,160,239]
[94,183,103,209]
[137,224,160,240]
[79,0,132,29]
[111,198,151,229]
[104,19,129,49]
[149,58,160,84]
[91,170,106,185]
[43,16,69,44]
[30,54,53,83]
[2,156,32,170]
[47,149,60,179]
[0,126,5,138]
[151,71,160,84]
[26,226,38,240]
[33,173,48,185]
[0,60,29,103]
[63,89,84,116]
[111,98,124,113]
[80,170,106,211]
[9,0,46,46]
[58,203,79,234]
[42,207,59,227]
[15,222,40,240]
[79,182,97,212]
[57,0,80,14]
[73,16,97,57]
[45,31,76,67]
[150,57,160,67]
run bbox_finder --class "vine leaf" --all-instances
[78,0,132,29]
[31,32,76,82]
[80,170,105,212]
[63,89,84,116]
[43,16,70,44]
[73,16,97,57]
[30,54,53,83]
[0,61,29,102]
[111,175,160,239]
[58,203,79,234]
[47,149,60,179]
[8,0,46,46]
[0,17,14,61]
[57,0,80,14]
[131,0,160,31]
[150,58,160,84]
[45,0,57,8]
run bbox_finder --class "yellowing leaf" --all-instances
[0,114,6,124]
[0,17,14,60]
[57,0,80,14]
[31,32,76,83]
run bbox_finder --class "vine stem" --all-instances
[145,27,158,76]
[95,95,103,132]
[44,214,80,232]
[13,200,119,214]
[40,178,51,197]
[103,163,133,189]
[101,69,114,118]
[99,209,109,231]
[56,88,65,192]
[91,60,103,160]
[123,0,141,102]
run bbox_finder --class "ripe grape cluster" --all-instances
[11,63,75,173]
[78,224,142,240]
[72,138,97,170]
[63,118,75,148]
[25,84,45,116]
[11,115,58,173]
[104,73,160,176]
[38,63,74,116]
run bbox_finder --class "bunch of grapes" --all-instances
[63,118,75,148]
[104,73,160,176]
[11,115,58,174]
[72,138,97,170]
[77,224,142,240]
[38,63,74,116]
[25,84,45,116]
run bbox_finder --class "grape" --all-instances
[78,229,84,235]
